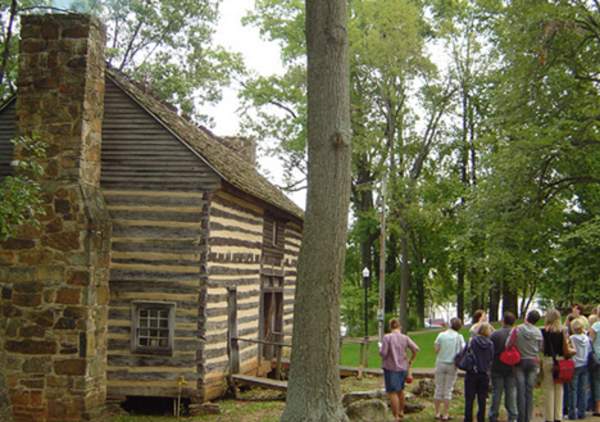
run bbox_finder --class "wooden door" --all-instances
[261,277,284,359]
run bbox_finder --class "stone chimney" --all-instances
[0,14,110,422]
[220,136,257,166]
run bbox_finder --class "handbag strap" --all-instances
[548,329,557,362]
[455,333,463,356]
[548,329,567,363]
[507,327,518,348]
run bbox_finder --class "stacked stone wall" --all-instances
[0,14,111,422]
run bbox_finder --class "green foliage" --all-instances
[467,0,600,306]
[95,0,244,121]
[0,0,243,122]
[0,134,46,241]
[243,0,600,322]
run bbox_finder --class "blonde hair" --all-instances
[545,309,562,332]
[589,314,598,325]
[571,318,584,334]
[478,322,493,337]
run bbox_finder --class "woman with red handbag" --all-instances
[513,310,544,422]
[541,309,574,422]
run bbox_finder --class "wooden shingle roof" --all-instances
[107,70,303,221]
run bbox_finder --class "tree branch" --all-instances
[278,178,307,192]
[0,0,18,88]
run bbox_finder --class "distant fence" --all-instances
[340,335,378,378]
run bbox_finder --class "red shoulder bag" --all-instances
[500,328,521,366]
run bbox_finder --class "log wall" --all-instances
[283,222,301,336]
[104,190,208,400]
[100,80,220,400]
[203,190,264,400]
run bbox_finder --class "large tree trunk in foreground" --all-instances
[280,0,351,421]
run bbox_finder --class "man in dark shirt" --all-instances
[489,312,518,422]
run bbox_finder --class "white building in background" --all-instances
[426,296,544,327]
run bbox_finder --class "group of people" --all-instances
[379,304,600,422]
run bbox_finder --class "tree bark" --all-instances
[457,263,465,321]
[0,0,18,89]
[398,230,411,331]
[469,269,483,317]
[280,0,351,420]
[502,283,518,317]
[352,153,375,279]
[415,273,425,329]
[385,232,398,314]
[488,281,500,322]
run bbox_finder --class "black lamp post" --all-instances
[362,267,370,340]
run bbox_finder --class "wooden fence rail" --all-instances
[230,333,291,381]
[228,333,378,383]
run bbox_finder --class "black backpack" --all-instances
[455,340,477,372]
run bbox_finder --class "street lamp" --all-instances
[362,267,370,340]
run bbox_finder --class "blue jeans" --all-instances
[515,359,538,422]
[489,371,518,422]
[464,372,489,422]
[590,364,596,411]
[564,383,570,416]
[593,363,600,402]
[570,366,588,419]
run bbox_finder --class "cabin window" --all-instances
[132,302,175,355]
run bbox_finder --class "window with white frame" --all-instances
[132,302,175,355]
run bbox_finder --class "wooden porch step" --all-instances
[272,359,454,379]
[231,374,288,391]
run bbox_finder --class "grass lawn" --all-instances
[340,327,472,369]
[340,319,538,369]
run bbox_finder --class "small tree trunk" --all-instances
[415,274,425,329]
[457,263,465,321]
[470,270,482,317]
[355,172,375,278]
[385,233,398,314]
[488,281,500,322]
[0,0,18,89]
[398,232,411,331]
[280,0,351,420]
[502,284,518,317]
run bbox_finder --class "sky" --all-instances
[207,0,308,210]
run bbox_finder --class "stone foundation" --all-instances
[0,14,110,422]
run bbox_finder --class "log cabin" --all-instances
[0,13,302,420]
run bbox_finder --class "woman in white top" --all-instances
[434,317,466,421]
